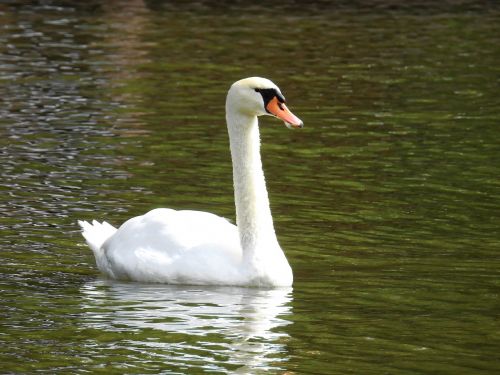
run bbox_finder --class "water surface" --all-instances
[1,1,499,374]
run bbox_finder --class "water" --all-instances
[1,1,499,373]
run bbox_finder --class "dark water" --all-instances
[1,1,499,373]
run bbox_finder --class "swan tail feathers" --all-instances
[78,220,117,254]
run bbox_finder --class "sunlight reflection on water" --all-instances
[80,280,292,372]
[1,1,499,374]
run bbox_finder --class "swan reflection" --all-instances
[80,280,292,372]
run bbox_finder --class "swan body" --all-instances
[79,77,303,287]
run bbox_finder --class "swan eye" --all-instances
[254,88,287,106]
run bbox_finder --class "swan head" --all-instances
[227,77,303,129]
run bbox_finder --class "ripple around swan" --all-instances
[79,281,293,373]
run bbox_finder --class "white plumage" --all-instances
[78,77,303,287]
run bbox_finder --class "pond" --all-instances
[1,1,499,373]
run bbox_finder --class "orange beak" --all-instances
[266,97,304,129]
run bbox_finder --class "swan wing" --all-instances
[89,208,241,284]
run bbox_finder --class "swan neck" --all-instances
[226,111,279,255]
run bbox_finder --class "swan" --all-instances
[78,77,303,287]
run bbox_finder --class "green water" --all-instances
[1,1,499,374]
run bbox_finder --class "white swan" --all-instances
[78,77,303,287]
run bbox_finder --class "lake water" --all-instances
[1,1,499,374]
